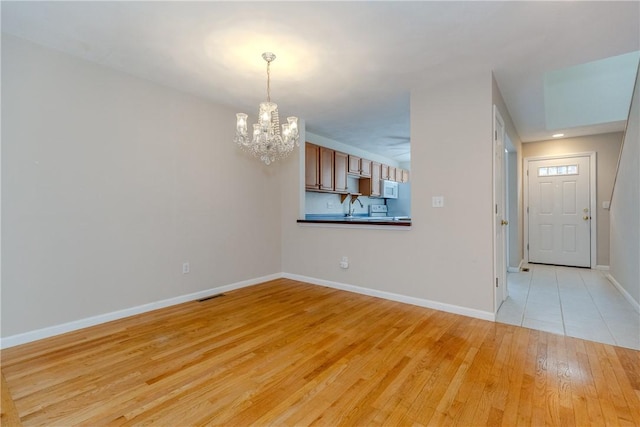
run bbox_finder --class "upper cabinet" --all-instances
[334,151,348,193]
[381,164,410,183]
[348,155,361,175]
[372,162,381,195]
[306,142,409,195]
[360,159,372,177]
[360,162,381,197]
[319,146,334,191]
[388,167,396,182]
[381,164,389,181]
[305,143,320,190]
[306,143,341,192]
[348,155,371,177]
[397,169,409,183]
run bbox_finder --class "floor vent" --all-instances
[197,294,225,302]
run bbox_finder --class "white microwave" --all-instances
[381,180,398,199]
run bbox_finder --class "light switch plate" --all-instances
[432,196,444,208]
[603,201,610,209]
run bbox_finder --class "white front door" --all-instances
[528,156,591,267]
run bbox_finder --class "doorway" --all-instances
[524,153,597,268]
[493,106,507,312]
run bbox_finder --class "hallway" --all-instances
[497,264,640,350]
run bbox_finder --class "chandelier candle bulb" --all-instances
[234,52,299,165]
[236,113,247,134]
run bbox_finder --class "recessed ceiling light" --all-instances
[552,133,565,138]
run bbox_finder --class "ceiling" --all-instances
[2,1,639,163]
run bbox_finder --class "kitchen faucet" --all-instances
[347,197,364,217]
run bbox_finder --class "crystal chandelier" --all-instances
[234,52,299,165]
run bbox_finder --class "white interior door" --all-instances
[493,107,507,311]
[528,156,591,267]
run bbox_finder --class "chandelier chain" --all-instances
[266,60,271,103]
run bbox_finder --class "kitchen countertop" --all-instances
[297,214,411,226]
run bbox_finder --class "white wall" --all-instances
[609,69,640,304]
[2,36,501,343]
[281,70,496,316]
[1,35,283,338]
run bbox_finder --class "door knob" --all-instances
[583,216,590,220]
[501,220,509,226]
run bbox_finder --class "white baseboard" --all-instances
[594,265,610,271]
[0,273,281,349]
[282,273,495,322]
[1,272,497,349]
[605,273,640,314]
[507,259,525,273]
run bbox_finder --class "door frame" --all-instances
[493,105,507,312]
[505,145,520,273]
[504,132,522,274]
[523,152,597,268]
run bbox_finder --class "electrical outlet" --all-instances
[182,262,190,274]
[327,201,335,209]
[340,256,349,269]
[432,196,444,208]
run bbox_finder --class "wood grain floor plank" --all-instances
[498,325,529,426]
[450,321,500,426]
[1,372,22,426]
[607,346,640,426]
[2,278,639,426]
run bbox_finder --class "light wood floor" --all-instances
[2,278,639,426]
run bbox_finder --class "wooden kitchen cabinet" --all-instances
[388,167,396,182]
[371,162,381,195]
[359,162,381,197]
[305,142,320,190]
[319,146,334,191]
[306,141,406,195]
[334,151,348,193]
[381,164,389,180]
[360,159,372,177]
[348,155,361,175]
[397,169,409,183]
[348,155,371,177]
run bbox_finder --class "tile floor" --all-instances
[496,264,640,350]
